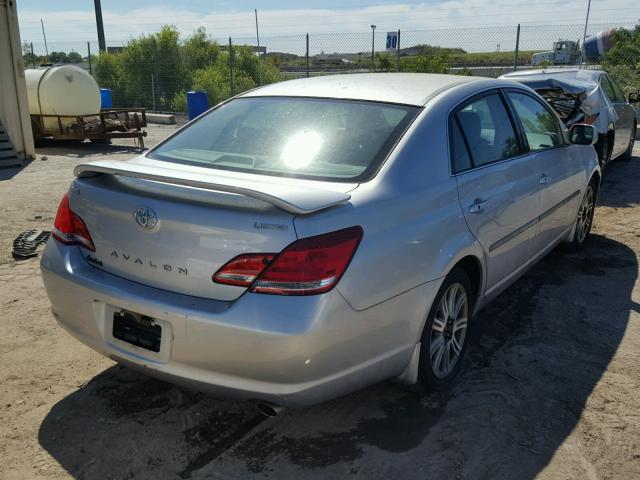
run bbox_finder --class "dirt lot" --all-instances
[1,127,639,479]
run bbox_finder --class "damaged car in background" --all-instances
[501,69,638,168]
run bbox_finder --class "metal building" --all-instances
[0,0,35,166]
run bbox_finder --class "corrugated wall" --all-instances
[0,0,35,164]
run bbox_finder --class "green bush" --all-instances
[93,26,283,112]
[403,53,450,74]
[603,26,640,94]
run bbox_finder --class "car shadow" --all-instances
[35,140,145,159]
[597,151,640,208]
[38,231,637,479]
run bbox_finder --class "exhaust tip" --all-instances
[256,402,282,417]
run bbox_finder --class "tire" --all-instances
[567,181,597,252]
[621,123,636,162]
[594,133,610,169]
[417,267,475,390]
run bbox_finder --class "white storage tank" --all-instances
[25,65,101,129]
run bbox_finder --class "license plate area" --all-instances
[113,310,161,353]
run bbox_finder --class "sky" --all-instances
[15,0,640,55]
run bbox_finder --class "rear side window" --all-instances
[507,92,562,151]
[148,97,419,182]
[455,93,520,168]
[451,120,472,172]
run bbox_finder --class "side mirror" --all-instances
[628,92,640,104]
[570,124,597,146]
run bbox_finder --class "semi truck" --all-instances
[531,29,617,66]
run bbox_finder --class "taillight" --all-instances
[213,253,276,287]
[51,193,96,251]
[212,226,363,296]
[584,113,599,125]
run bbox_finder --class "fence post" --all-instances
[228,37,235,96]
[396,29,401,72]
[151,74,156,112]
[513,23,521,71]
[87,42,92,75]
[306,33,310,78]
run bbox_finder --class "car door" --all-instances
[453,91,541,297]
[504,90,582,252]
[601,74,634,158]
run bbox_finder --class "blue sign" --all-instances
[386,31,398,51]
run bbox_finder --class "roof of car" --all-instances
[239,73,483,106]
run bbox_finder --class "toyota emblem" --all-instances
[134,207,158,230]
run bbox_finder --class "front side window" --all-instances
[148,97,419,182]
[608,76,626,103]
[507,92,562,151]
[600,76,619,103]
[455,93,520,168]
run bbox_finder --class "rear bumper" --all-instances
[40,241,438,407]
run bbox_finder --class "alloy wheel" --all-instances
[430,282,468,379]
[576,185,595,244]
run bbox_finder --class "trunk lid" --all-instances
[70,157,355,301]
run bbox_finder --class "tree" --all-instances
[21,42,37,66]
[404,53,449,74]
[67,51,83,64]
[93,52,122,95]
[376,54,394,72]
[48,51,68,63]
[94,25,283,111]
[182,27,221,79]
[22,52,38,66]
[603,26,640,94]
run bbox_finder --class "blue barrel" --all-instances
[100,88,113,109]
[187,91,208,120]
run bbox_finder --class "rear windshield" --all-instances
[148,97,419,182]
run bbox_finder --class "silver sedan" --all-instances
[40,73,600,407]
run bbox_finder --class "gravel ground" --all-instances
[0,128,639,479]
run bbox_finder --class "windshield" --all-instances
[148,97,419,182]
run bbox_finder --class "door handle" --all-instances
[539,174,551,185]
[469,199,489,214]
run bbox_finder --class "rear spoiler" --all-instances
[74,159,352,215]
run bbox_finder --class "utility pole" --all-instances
[94,0,106,52]
[255,9,262,85]
[513,24,521,71]
[396,29,401,72]
[87,42,92,75]
[40,19,49,59]
[254,9,260,52]
[306,33,310,78]
[582,0,592,61]
[229,37,235,96]
[371,25,376,72]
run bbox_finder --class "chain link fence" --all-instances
[21,21,640,115]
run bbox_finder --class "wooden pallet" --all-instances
[0,120,22,167]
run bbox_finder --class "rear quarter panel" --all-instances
[294,90,485,313]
